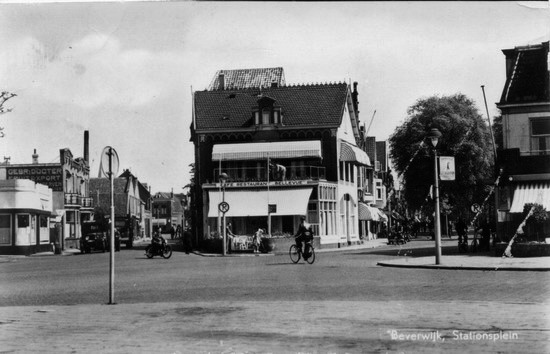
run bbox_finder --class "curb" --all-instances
[376,261,550,271]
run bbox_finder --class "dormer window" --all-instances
[253,95,282,127]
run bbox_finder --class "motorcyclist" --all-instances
[294,216,313,258]
[152,232,166,253]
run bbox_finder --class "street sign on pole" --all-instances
[218,201,230,214]
[100,146,119,178]
[439,156,455,181]
[100,146,119,305]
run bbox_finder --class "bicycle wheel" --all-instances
[305,247,316,264]
[289,245,301,263]
[162,245,173,259]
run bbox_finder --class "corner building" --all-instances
[191,68,374,248]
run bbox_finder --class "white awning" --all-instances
[358,203,378,221]
[377,209,389,222]
[212,141,322,161]
[509,182,550,213]
[208,188,313,217]
[340,141,371,166]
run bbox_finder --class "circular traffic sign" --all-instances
[218,201,230,214]
[100,146,119,178]
[470,203,481,213]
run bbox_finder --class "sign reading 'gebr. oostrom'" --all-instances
[6,166,63,191]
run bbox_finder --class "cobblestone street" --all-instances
[1,300,548,353]
[1,242,549,353]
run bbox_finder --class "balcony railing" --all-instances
[80,196,93,209]
[64,193,80,207]
[213,166,326,183]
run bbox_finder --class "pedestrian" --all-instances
[226,222,235,253]
[448,220,453,238]
[170,225,175,240]
[182,227,192,254]
[253,228,264,253]
[476,220,491,252]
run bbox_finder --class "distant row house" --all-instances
[89,169,152,247]
[190,67,388,249]
[151,191,186,234]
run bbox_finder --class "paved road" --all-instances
[0,241,548,353]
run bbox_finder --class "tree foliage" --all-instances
[389,94,494,214]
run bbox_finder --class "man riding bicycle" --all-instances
[295,216,313,258]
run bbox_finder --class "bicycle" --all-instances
[289,241,315,264]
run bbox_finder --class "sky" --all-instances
[0,1,548,193]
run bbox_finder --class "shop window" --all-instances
[17,214,30,228]
[40,215,48,227]
[0,215,11,244]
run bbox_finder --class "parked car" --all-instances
[80,232,107,253]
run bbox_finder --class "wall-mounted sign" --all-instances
[217,180,309,188]
[439,156,456,181]
[6,166,63,191]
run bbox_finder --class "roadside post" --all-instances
[100,146,119,304]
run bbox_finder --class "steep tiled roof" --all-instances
[208,67,285,90]
[89,178,128,213]
[194,83,349,130]
[499,41,549,104]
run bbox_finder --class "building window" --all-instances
[17,214,30,228]
[0,215,11,244]
[531,117,550,154]
[262,110,270,125]
[273,110,279,124]
[376,181,383,200]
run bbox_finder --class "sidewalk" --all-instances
[377,254,550,271]
[191,237,389,257]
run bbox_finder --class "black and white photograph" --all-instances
[0,1,549,353]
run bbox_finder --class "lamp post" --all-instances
[219,172,228,256]
[427,128,442,265]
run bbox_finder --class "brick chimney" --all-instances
[32,149,39,164]
[218,73,225,90]
[84,130,89,165]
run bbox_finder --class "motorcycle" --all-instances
[145,236,172,259]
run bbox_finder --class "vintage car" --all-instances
[80,232,107,253]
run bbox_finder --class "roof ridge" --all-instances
[203,81,348,92]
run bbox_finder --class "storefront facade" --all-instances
[495,41,550,241]
[0,179,53,255]
[191,68,378,248]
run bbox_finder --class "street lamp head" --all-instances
[427,128,442,148]
[219,172,229,183]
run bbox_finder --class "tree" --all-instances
[0,91,17,138]
[389,94,494,215]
